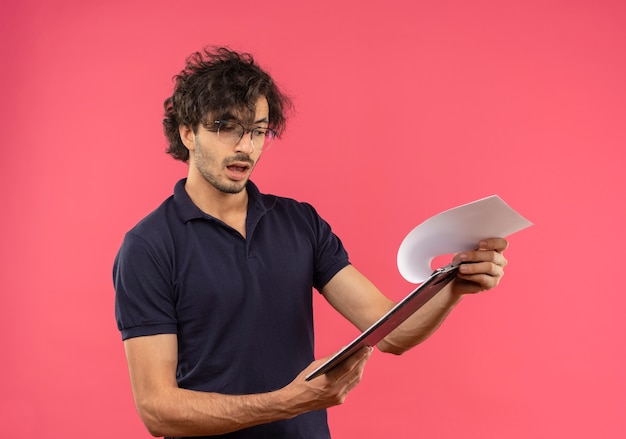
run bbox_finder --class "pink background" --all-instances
[2,0,625,437]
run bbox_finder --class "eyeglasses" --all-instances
[205,120,277,151]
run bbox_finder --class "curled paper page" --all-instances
[397,195,533,283]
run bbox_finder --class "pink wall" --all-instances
[2,0,625,437]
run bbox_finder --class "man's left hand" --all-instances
[451,237,509,295]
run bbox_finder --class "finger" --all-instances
[457,262,504,290]
[457,249,508,267]
[478,237,508,252]
[458,260,503,278]
[325,346,372,382]
[339,347,371,389]
[456,273,500,290]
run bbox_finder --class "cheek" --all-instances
[252,150,264,164]
[195,141,215,160]
[193,145,213,168]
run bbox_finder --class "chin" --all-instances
[217,181,247,194]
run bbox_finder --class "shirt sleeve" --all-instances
[113,231,178,340]
[304,203,351,291]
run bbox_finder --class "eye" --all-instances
[219,122,239,133]
[253,128,268,137]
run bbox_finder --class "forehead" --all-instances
[212,96,269,123]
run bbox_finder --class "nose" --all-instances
[234,130,254,154]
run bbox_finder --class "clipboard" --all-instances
[305,262,460,381]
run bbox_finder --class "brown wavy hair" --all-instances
[163,46,292,162]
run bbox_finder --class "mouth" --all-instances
[225,158,253,181]
[227,164,249,173]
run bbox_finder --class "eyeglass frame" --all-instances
[203,120,278,151]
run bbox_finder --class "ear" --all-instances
[179,125,195,151]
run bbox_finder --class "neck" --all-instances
[184,173,249,222]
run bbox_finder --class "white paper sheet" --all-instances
[397,195,533,283]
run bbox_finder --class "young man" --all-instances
[113,47,508,438]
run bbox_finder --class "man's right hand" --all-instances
[280,346,374,414]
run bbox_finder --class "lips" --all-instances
[227,164,248,172]
[225,159,252,181]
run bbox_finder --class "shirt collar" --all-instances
[172,178,276,224]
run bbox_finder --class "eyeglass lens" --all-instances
[217,121,275,150]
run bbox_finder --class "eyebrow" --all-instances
[214,112,237,121]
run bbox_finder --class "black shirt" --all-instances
[114,179,350,438]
